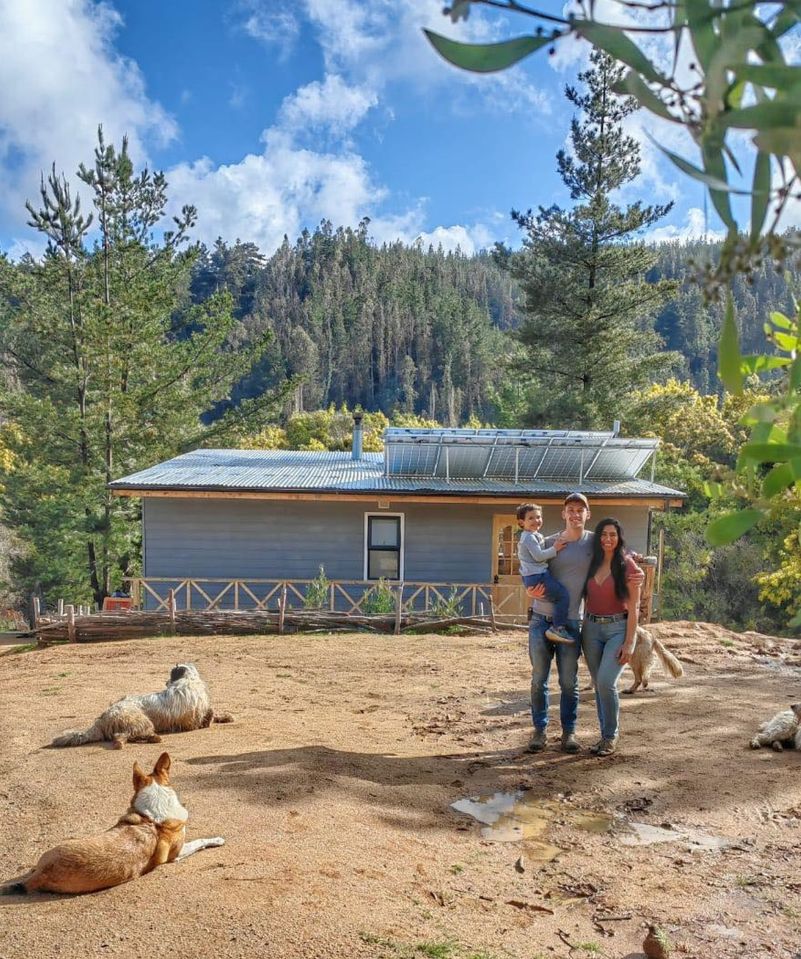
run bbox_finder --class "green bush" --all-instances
[304,566,331,609]
[362,578,396,615]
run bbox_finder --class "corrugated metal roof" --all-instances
[110,449,684,499]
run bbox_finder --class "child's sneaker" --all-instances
[545,625,573,645]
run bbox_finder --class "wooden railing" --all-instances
[125,578,522,619]
[125,564,658,624]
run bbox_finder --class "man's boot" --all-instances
[527,728,547,752]
[561,731,580,754]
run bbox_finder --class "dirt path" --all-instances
[0,621,799,959]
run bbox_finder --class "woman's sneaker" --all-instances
[545,625,573,645]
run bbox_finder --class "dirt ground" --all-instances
[1,621,800,959]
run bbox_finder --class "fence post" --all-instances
[32,596,41,627]
[57,598,64,619]
[639,557,657,624]
[394,583,404,635]
[489,596,498,633]
[278,583,287,635]
[66,605,76,643]
[168,589,176,634]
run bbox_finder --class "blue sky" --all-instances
[0,0,721,260]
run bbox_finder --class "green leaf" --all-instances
[771,330,801,351]
[750,150,772,242]
[740,401,781,425]
[769,311,793,330]
[733,62,801,90]
[702,141,737,232]
[741,442,801,462]
[763,463,793,497]
[723,101,801,131]
[685,0,717,70]
[574,22,664,84]
[790,355,801,392]
[762,458,801,498]
[423,30,550,73]
[649,137,749,193]
[740,355,791,374]
[718,294,743,394]
[615,70,676,123]
[706,508,763,546]
[772,0,801,38]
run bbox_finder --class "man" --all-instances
[526,492,643,754]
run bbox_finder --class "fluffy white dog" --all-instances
[750,703,801,751]
[51,663,233,749]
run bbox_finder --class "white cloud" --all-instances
[168,130,383,251]
[237,2,300,59]
[649,207,724,243]
[412,223,495,255]
[277,75,378,141]
[0,0,175,229]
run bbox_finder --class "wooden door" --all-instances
[491,515,528,620]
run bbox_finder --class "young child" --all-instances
[516,503,572,645]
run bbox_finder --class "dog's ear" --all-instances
[154,752,171,777]
[132,761,148,791]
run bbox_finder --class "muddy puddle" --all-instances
[451,791,730,861]
[451,792,613,863]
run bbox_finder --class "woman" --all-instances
[582,518,642,756]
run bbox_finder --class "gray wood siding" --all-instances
[142,498,651,582]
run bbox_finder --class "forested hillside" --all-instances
[193,226,799,425]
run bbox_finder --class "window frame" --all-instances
[363,512,405,581]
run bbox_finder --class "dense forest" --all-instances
[191,227,797,426]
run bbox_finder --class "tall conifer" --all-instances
[500,50,678,428]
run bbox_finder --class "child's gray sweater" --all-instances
[518,530,558,576]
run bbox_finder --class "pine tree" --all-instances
[0,130,281,605]
[499,50,678,429]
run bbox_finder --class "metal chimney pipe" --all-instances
[612,419,621,436]
[352,412,364,461]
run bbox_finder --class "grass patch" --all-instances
[449,864,464,875]
[0,642,37,656]
[416,944,455,959]
[574,944,602,954]
[719,638,735,648]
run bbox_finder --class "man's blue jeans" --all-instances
[582,619,627,740]
[528,613,581,733]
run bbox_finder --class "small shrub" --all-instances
[430,588,462,618]
[304,566,331,609]
[362,578,396,615]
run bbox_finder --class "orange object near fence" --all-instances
[102,597,132,612]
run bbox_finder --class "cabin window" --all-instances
[364,513,404,580]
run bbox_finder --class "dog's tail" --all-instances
[651,637,684,679]
[50,722,105,748]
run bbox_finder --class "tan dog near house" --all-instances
[51,663,233,749]
[623,626,684,694]
[1,752,224,895]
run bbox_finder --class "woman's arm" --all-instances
[618,560,642,664]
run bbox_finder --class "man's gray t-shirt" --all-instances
[530,531,594,620]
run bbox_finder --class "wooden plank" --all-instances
[168,589,176,634]
[394,583,403,635]
[66,605,76,643]
[112,488,683,509]
[278,584,286,634]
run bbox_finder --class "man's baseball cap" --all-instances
[563,491,590,509]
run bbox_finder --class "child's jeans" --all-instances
[521,571,569,627]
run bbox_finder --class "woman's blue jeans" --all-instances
[582,619,627,741]
[528,613,581,733]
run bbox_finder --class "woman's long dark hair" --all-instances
[584,518,629,601]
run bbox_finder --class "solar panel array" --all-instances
[383,428,657,483]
